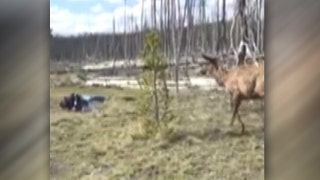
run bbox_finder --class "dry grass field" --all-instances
[50,83,264,180]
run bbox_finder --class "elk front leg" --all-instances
[230,94,240,126]
[237,112,245,134]
[230,94,245,134]
[230,95,233,111]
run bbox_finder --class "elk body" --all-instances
[202,53,264,134]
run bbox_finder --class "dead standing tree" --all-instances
[245,0,263,65]
[172,0,188,95]
[229,0,247,65]
[170,0,178,94]
[123,0,133,76]
[221,0,228,54]
[229,0,264,66]
[248,0,264,55]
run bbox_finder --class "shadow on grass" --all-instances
[225,128,264,139]
[121,96,136,102]
[161,125,264,148]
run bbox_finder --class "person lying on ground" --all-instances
[59,93,76,110]
[59,93,106,112]
[74,94,107,112]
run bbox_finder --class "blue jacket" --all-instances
[74,94,107,112]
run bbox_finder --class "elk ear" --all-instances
[237,44,247,65]
[202,53,219,70]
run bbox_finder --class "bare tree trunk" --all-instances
[256,0,260,53]
[93,34,100,61]
[229,0,252,66]
[139,0,146,72]
[235,14,240,51]
[153,69,160,124]
[198,0,206,51]
[186,0,195,54]
[221,0,227,54]
[187,0,195,55]
[239,0,249,44]
[167,0,171,59]
[229,12,238,55]
[111,17,117,75]
[176,0,188,81]
[150,0,157,28]
[160,0,164,56]
[123,0,131,76]
[185,0,193,79]
[216,0,221,53]
[163,0,169,58]
[260,0,264,54]
[210,8,214,53]
[170,0,179,95]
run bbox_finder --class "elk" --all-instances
[202,53,264,134]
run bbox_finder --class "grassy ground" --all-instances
[50,85,264,180]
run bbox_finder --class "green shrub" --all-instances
[134,31,175,138]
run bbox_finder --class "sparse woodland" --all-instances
[50,1,265,178]
[50,0,264,65]
[50,0,265,134]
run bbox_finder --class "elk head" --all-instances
[201,54,228,87]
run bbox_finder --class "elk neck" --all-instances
[211,65,228,87]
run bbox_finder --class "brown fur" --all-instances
[202,53,264,134]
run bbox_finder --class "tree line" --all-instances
[50,0,264,65]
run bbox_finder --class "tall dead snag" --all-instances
[123,0,130,76]
[170,0,178,94]
[199,0,206,51]
[174,0,188,95]
[215,0,228,55]
[253,0,265,55]
[215,0,221,53]
[221,0,228,53]
[184,0,196,81]
[259,0,264,53]
[239,0,249,46]
[229,0,250,65]
[135,31,174,138]
[151,0,157,28]
[202,52,264,134]
[160,0,164,56]
[111,16,117,75]
[230,0,264,66]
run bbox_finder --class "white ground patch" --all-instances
[82,60,223,91]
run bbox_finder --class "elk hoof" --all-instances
[240,125,245,134]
